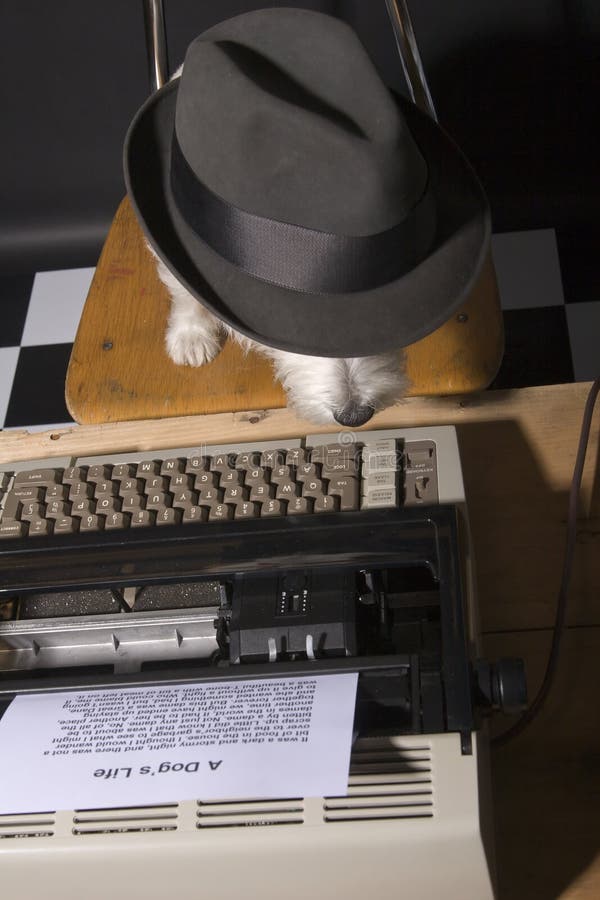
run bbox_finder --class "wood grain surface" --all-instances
[487,629,600,900]
[65,198,504,424]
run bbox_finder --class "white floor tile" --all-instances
[0,346,19,427]
[565,302,600,382]
[492,229,565,310]
[21,268,95,347]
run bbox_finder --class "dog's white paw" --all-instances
[165,321,221,367]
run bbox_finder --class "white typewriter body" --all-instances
[1,733,494,900]
[0,426,496,899]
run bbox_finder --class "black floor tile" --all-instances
[4,344,75,427]
[0,273,34,347]
[490,306,574,390]
[555,226,600,304]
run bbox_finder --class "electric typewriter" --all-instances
[0,425,526,899]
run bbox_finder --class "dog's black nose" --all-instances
[333,403,375,428]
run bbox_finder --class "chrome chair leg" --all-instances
[385,0,437,120]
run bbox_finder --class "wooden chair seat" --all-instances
[66,198,504,425]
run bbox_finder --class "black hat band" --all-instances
[171,135,436,294]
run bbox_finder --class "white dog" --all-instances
[148,64,408,428]
[151,249,407,427]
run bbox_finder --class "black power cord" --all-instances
[492,377,600,747]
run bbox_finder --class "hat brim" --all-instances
[124,80,490,358]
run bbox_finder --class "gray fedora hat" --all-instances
[124,7,490,358]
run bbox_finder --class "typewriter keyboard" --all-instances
[0,429,441,540]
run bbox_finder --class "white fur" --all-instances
[153,252,223,367]
[149,63,409,426]
[155,255,408,424]
[253,346,407,425]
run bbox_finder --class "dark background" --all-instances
[0,0,598,273]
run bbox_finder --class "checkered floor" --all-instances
[0,226,598,431]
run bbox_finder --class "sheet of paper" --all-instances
[0,673,358,814]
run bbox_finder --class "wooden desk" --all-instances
[2,382,599,899]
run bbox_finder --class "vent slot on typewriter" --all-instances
[197,798,304,829]
[0,811,56,839]
[325,743,434,822]
[72,804,179,835]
